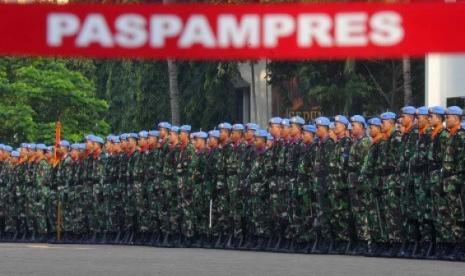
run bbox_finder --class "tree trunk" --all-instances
[167,59,180,125]
[402,56,413,105]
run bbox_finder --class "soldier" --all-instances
[146,130,162,245]
[296,124,317,252]
[361,117,388,255]
[161,126,180,246]
[247,129,272,250]
[62,143,81,242]
[3,150,20,241]
[312,117,335,253]
[427,106,449,257]
[88,136,106,243]
[397,106,421,256]
[211,122,232,248]
[267,117,283,250]
[224,123,247,248]
[177,125,197,245]
[206,129,223,247]
[134,131,151,243]
[442,106,465,259]
[0,146,12,241]
[286,116,305,250]
[32,144,51,241]
[191,131,208,246]
[379,111,403,257]
[347,115,370,253]
[411,106,433,257]
[328,115,352,252]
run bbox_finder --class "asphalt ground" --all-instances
[0,243,464,276]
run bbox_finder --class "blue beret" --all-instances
[462,122,465,129]
[20,143,28,148]
[218,122,232,130]
[47,146,53,152]
[60,140,70,147]
[27,143,36,150]
[85,134,95,141]
[71,143,80,150]
[113,136,120,143]
[245,123,259,131]
[127,133,139,140]
[368,117,382,126]
[91,136,104,144]
[329,122,335,129]
[138,131,148,138]
[315,117,331,127]
[148,130,160,137]
[269,117,282,125]
[4,145,13,152]
[254,129,268,138]
[0,144,4,151]
[106,134,114,141]
[380,112,396,120]
[350,115,366,127]
[232,124,245,131]
[78,143,86,150]
[194,131,208,139]
[158,122,172,130]
[170,126,180,133]
[11,151,20,157]
[334,115,349,126]
[416,106,429,116]
[208,130,220,138]
[429,106,445,115]
[446,106,463,116]
[303,124,316,133]
[290,116,305,125]
[281,118,290,127]
[36,143,47,151]
[180,125,192,133]
[347,123,352,130]
[401,106,416,115]
[119,133,128,141]
[267,133,274,141]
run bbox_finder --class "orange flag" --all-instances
[53,121,61,167]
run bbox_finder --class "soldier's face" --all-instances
[147,136,156,146]
[138,138,147,147]
[86,140,94,152]
[351,122,364,136]
[401,114,414,127]
[334,122,346,136]
[170,132,179,144]
[244,130,254,141]
[281,126,290,137]
[290,124,301,136]
[179,132,189,144]
[219,129,229,142]
[381,120,393,133]
[208,137,218,148]
[70,149,79,159]
[231,131,242,142]
[446,115,460,129]
[302,131,314,143]
[254,137,265,149]
[270,124,281,138]
[316,125,328,139]
[429,114,443,127]
[369,125,380,138]
[417,115,429,129]
[266,139,273,148]
[194,138,206,150]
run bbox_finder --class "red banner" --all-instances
[0,3,464,60]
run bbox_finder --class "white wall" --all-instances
[238,60,272,128]
[426,54,465,107]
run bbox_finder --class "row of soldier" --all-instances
[0,105,464,260]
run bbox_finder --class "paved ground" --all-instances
[0,243,464,276]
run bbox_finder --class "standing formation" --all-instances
[0,105,464,261]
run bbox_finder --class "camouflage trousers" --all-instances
[145,178,160,234]
[269,176,290,238]
[313,176,333,240]
[227,175,244,238]
[365,177,388,242]
[413,171,434,242]
[160,177,179,236]
[328,175,352,241]
[441,175,465,243]
[211,175,229,237]
[178,175,195,238]
[348,173,368,242]
[289,177,314,242]
[91,182,105,233]
[382,174,406,242]
[193,181,209,237]
[249,180,270,237]
[109,180,125,233]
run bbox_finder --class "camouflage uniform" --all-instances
[209,145,227,241]
[296,141,317,243]
[328,136,352,242]
[441,128,465,243]
[160,144,180,239]
[176,143,197,240]
[90,153,106,238]
[192,148,209,239]
[429,127,449,242]
[145,147,162,239]
[273,139,291,242]
[313,137,335,243]
[33,160,51,237]
[380,129,404,243]
[347,134,370,242]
